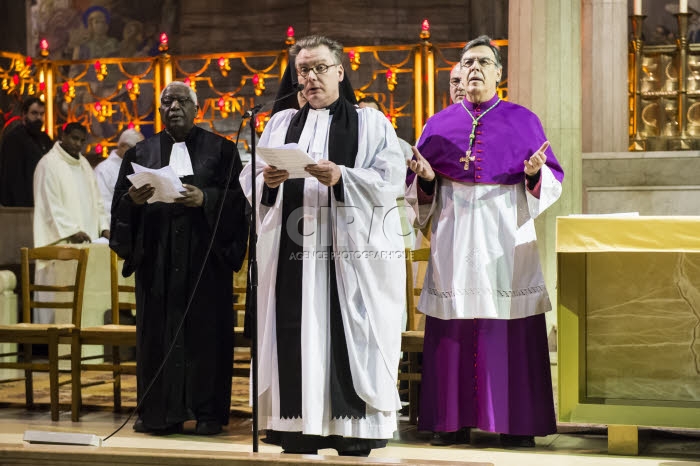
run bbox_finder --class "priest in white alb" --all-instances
[240,35,406,457]
[33,122,110,323]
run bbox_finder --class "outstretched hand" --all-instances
[408,147,435,181]
[524,141,549,176]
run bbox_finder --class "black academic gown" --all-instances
[110,126,248,429]
[0,124,52,206]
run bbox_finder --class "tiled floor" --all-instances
[0,407,698,465]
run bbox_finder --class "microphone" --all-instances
[244,83,305,117]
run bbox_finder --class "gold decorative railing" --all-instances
[0,25,508,159]
[630,13,700,150]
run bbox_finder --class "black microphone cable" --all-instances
[103,82,305,442]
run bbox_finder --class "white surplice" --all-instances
[94,150,122,218]
[240,107,406,439]
[406,166,562,320]
[32,142,110,323]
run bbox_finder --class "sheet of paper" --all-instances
[127,163,185,204]
[256,143,317,179]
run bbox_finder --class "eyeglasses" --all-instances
[161,96,194,107]
[460,57,497,69]
[449,78,463,87]
[296,63,340,78]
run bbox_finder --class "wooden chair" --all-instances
[70,249,136,421]
[398,247,430,425]
[232,260,251,377]
[0,246,89,421]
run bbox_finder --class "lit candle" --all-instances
[680,0,688,13]
[634,0,642,15]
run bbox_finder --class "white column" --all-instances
[509,0,583,337]
[582,0,629,152]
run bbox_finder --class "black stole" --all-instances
[275,98,366,420]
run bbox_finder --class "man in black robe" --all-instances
[0,97,53,206]
[110,81,248,435]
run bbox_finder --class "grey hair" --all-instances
[290,35,344,65]
[160,81,198,105]
[118,128,144,147]
[461,35,502,69]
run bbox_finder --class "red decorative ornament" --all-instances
[252,74,260,86]
[159,33,169,53]
[25,56,32,67]
[348,50,355,61]
[94,102,102,113]
[94,60,101,72]
[127,122,135,130]
[62,82,69,93]
[218,57,226,68]
[39,81,46,91]
[385,69,393,80]
[184,77,191,86]
[95,143,103,154]
[39,38,49,57]
[285,25,296,46]
[125,79,134,91]
[218,97,225,109]
[420,19,431,40]
[11,74,19,86]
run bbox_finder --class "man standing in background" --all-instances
[94,128,144,219]
[0,97,53,206]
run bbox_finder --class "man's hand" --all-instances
[524,141,549,176]
[128,184,155,205]
[408,147,435,181]
[263,166,290,188]
[68,231,91,243]
[174,184,204,207]
[305,160,341,187]
[100,230,110,240]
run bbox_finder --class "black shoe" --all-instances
[337,449,371,457]
[195,420,222,435]
[134,418,183,435]
[500,434,535,448]
[133,418,147,433]
[430,431,457,446]
[455,427,471,444]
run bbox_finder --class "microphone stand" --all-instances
[244,103,262,453]
[242,83,301,453]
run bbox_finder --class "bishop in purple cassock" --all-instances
[406,35,564,448]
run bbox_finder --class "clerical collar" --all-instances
[310,98,341,114]
[462,94,500,111]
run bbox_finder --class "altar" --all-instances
[556,215,700,454]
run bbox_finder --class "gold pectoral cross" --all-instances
[460,150,476,170]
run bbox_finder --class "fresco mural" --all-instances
[28,0,179,60]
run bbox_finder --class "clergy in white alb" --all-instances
[94,128,143,219]
[32,122,110,323]
[239,35,406,456]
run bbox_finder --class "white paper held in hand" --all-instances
[256,143,317,179]
[127,162,186,203]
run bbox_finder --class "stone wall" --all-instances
[583,152,700,215]
[177,0,508,54]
